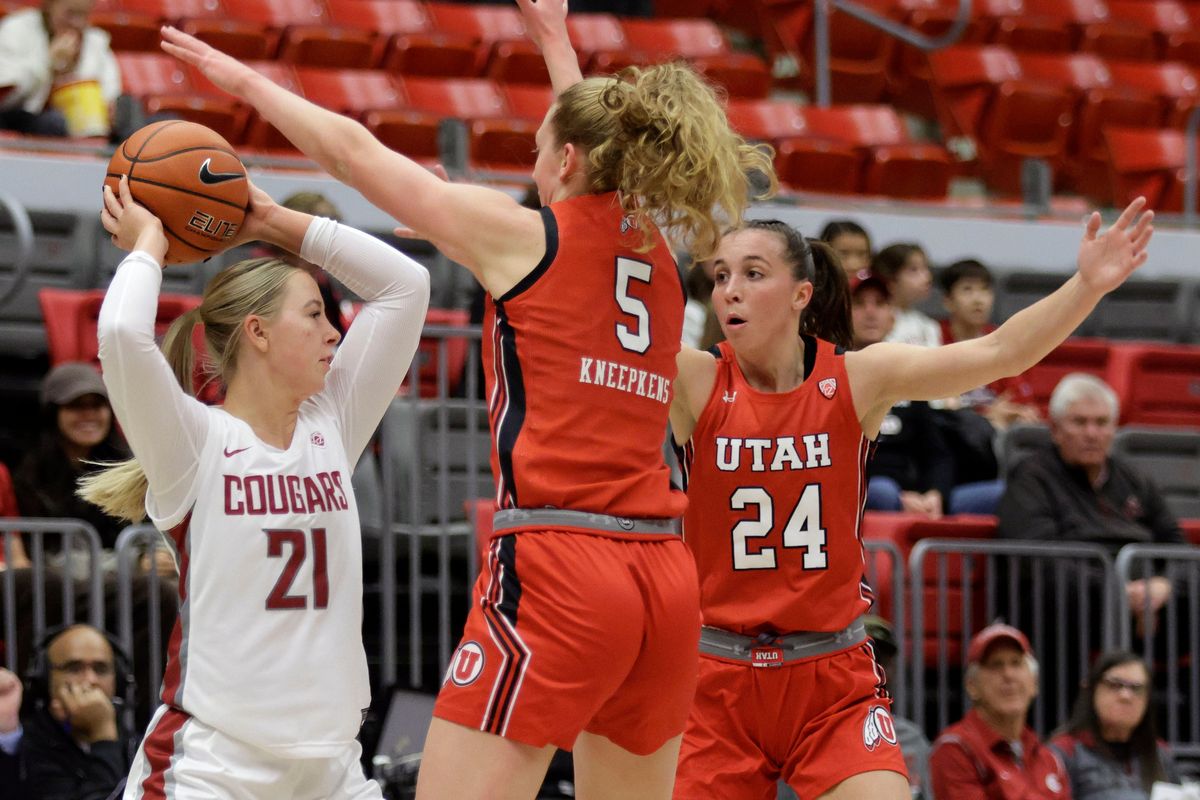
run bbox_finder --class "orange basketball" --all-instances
[105,120,249,265]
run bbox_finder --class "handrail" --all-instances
[812,0,971,107]
[0,189,34,310]
[1184,106,1200,226]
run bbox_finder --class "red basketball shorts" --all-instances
[434,530,701,755]
[674,643,908,799]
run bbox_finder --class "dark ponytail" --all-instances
[740,220,853,350]
[802,239,852,350]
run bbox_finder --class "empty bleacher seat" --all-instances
[116,52,244,142]
[1106,60,1200,128]
[1109,0,1200,67]
[1111,427,1200,519]
[773,138,862,195]
[38,287,200,368]
[996,423,1053,476]
[1103,126,1191,212]
[1018,336,1112,411]
[1107,343,1200,428]
[1091,279,1189,342]
[927,44,1023,139]
[294,67,402,116]
[90,9,162,51]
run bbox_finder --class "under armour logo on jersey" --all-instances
[723,391,737,403]
[310,432,325,448]
[448,641,485,687]
[620,215,634,234]
[818,378,837,399]
[862,706,898,751]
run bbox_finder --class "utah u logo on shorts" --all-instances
[862,705,898,751]
[448,641,486,687]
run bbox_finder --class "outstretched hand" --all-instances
[1076,197,1154,294]
[101,176,169,264]
[515,0,570,51]
[161,25,256,100]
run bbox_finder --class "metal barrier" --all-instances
[1116,544,1200,761]
[377,324,485,688]
[114,524,173,729]
[0,518,104,671]
[864,538,908,717]
[909,539,1117,737]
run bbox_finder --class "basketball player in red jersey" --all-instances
[160,4,774,796]
[667,208,1152,800]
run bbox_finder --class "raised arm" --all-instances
[159,27,544,298]
[846,198,1154,428]
[516,0,584,95]
[304,219,431,466]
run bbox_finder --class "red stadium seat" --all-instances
[863,143,954,199]
[564,12,628,69]
[976,79,1075,195]
[294,68,402,115]
[797,4,897,103]
[1103,126,1190,211]
[773,137,862,195]
[619,17,730,59]
[1107,60,1200,128]
[425,1,528,76]
[501,84,554,122]
[1023,337,1112,413]
[219,0,375,67]
[1107,344,1200,428]
[188,61,301,150]
[145,95,245,144]
[800,104,910,149]
[398,76,508,119]
[484,40,552,86]
[117,0,226,23]
[725,98,808,142]
[927,45,1023,139]
[39,288,200,368]
[116,52,193,99]
[408,307,471,398]
[691,53,772,99]
[469,117,539,173]
[324,0,475,74]
[889,4,991,117]
[1110,0,1200,66]
[90,10,162,51]
[178,18,273,60]
[1181,519,1200,547]
[363,109,441,163]
[1079,22,1157,62]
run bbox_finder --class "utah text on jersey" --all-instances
[715,433,833,473]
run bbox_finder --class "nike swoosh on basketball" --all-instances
[223,446,251,458]
[198,158,243,185]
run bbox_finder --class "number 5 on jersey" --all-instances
[730,485,828,571]
[265,528,329,610]
[615,257,651,354]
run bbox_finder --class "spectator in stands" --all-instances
[1051,651,1182,799]
[997,373,1184,627]
[0,0,121,138]
[866,615,933,799]
[21,624,133,800]
[938,259,1040,431]
[0,463,30,570]
[874,243,941,348]
[0,667,23,800]
[14,362,130,556]
[852,270,1002,516]
[820,219,874,279]
[929,623,1071,800]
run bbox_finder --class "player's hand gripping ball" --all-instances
[105,120,248,265]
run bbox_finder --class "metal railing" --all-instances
[1115,544,1200,760]
[0,519,104,671]
[0,190,34,311]
[114,524,174,729]
[909,539,1117,736]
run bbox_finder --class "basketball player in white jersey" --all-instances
[82,176,430,799]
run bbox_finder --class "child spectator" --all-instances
[874,243,941,348]
[820,219,873,278]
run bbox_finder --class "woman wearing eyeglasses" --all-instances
[1051,651,1182,799]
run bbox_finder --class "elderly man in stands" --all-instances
[929,624,1071,800]
[997,373,1185,626]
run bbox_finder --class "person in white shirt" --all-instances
[875,242,942,348]
[80,176,430,799]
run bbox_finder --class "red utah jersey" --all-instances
[483,192,687,532]
[679,338,874,635]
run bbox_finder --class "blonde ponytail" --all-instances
[77,257,299,523]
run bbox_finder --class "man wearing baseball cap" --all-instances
[929,623,1072,799]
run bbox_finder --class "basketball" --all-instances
[105,120,249,265]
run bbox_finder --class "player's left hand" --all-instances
[102,175,169,264]
[1076,197,1154,295]
[515,0,570,51]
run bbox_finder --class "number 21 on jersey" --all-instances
[730,485,828,571]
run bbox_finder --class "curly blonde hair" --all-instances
[552,64,775,261]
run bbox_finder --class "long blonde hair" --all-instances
[552,64,776,261]
[78,258,299,522]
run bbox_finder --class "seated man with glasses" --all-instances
[22,624,133,800]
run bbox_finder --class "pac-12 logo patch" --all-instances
[818,378,837,399]
[862,705,898,751]
[310,431,325,448]
[449,641,485,686]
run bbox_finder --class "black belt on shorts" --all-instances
[491,508,681,536]
[699,617,868,668]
